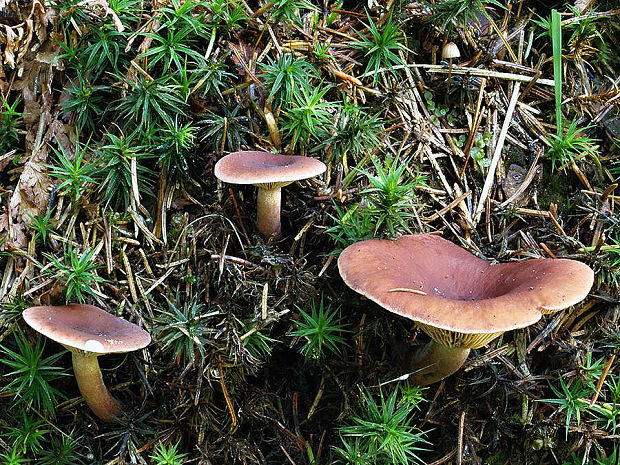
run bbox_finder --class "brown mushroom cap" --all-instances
[442,42,461,60]
[338,234,594,334]
[214,151,326,189]
[23,304,151,354]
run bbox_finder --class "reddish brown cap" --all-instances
[23,304,151,354]
[338,234,594,334]
[214,151,326,189]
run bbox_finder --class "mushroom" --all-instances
[338,234,594,385]
[214,151,326,238]
[442,42,460,101]
[442,42,461,62]
[22,304,151,422]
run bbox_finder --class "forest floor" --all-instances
[0,0,618,464]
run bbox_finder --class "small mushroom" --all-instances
[214,151,326,239]
[442,42,461,61]
[338,234,594,385]
[442,42,460,101]
[22,304,151,422]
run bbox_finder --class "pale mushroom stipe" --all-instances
[23,304,151,422]
[338,234,594,385]
[214,151,326,238]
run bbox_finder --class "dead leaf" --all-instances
[76,0,125,33]
[3,24,22,68]
[2,18,63,250]
[32,0,54,43]
[16,18,34,64]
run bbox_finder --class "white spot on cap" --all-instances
[84,339,105,352]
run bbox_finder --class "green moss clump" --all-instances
[537,172,570,212]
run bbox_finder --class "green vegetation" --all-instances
[5,412,51,455]
[0,97,23,154]
[351,12,406,83]
[0,330,67,415]
[327,202,375,250]
[545,118,599,172]
[425,0,504,32]
[424,91,460,127]
[292,296,348,361]
[543,356,620,439]
[359,155,426,237]
[153,297,217,368]
[61,75,109,132]
[337,384,429,465]
[326,154,432,246]
[552,8,563,134]
[281,84,335,151]
[544,375,593,438]
[116,74,188,130]
[95,129,154,210]
[25,209,56,246]
[0,448,28,465]
[38,434,81,465]
[151,442,188,465]
[320,97,385,164]
[43,247,105,303]
[155,119,198,178]
[46,139,97,204]
[199,103,251,153]
[259,54,318,105]
[270,0,317,25]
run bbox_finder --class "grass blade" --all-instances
[551,8,563,136]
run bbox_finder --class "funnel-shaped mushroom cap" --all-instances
[338,234,594,334]
[23,305,151,354]
[214,151,326,189]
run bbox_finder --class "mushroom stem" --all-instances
[256,187,282,238]
[446,58,453,103]
[409,340,470,386]
[71,351,122,422]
